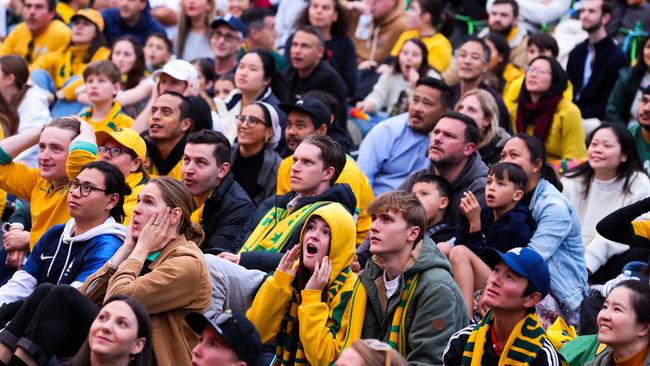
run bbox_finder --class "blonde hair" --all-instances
[176,0,216,60]
[348,340,407,366]
[455,89,499,149]
[150,176,205,245]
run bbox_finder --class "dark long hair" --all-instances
[392,38,434,76]
[519,55,568,103]
[70,17,108,64]
[0,55,30,137]
[611,280,650,330]
[242,50,286,102]
[418,0,455,38]
[563,123,645,199]
[81,161,131,223]
[509,134,562,191]
[111,36,146,90]
[486,33,510,80]
[71,296,154,366]
[295,0,349,36]
[631,37,650,80]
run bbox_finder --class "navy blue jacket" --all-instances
[101,7,166,46]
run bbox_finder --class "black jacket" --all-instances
[235,183,357,272]
[200,173,256,255]
[283,60,351,150]
[567,36,627,120]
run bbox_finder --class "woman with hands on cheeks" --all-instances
[81,176,211,366]
[246,202,361,366]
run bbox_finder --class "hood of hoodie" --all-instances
[293,183,358,219]
[60,216,127,245]
[299,202,356,283]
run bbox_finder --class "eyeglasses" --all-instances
[526,66,552,76]
[235,114,267,127]
[212,31,240,43]
[98,146,132,158]
[363,339,393,366]
[66,180,108,197]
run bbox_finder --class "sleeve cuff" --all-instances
[69,141,98,155]
[274,269,296,287]
[300,289,323,304]
[0,147,13,164]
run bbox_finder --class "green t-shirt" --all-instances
[630,124,650,174]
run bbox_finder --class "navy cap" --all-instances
[482,247,550,298]
[186,310,261,366]
[279,97,332,127]
[210,15,247,37]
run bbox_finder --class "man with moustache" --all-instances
[630,86,650,174]
[399,112,488,225]
[357,77,453,195]
[477,0,528,69]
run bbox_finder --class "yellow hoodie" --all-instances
[246,202,362,365]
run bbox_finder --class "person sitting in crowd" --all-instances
[30,9,109,117]
[210,15,245,78]
[216,50,285,144]
[456,89,511,166]
[443,247,561,365]
[240,7,285,71]
[509,56,587,161]
[500,134,587,327]
[277,96,373,245]
[0,161,127,365]
[391,0,453,74]
[101,0,165,46]
[219,134,355,273]
[247,202,359,365]
[289,0,357,97]
[78,61,134,131]
[587,280,650,365]
[143,32,172,73]
[486,0,570,34]
[562,124,650,284]
[356,38,440,117]
[107,36,151,118]
[606,36,650,126]
[484,33,524,96]
[191,58,218,110]
[144,91,192,180]
[400,112,489,226]
[174,0,216,61]
[631,86,650,174]
[230,101,281,205]
[64,296,154,366]
[451,37,512,134]
[182,129,255,254]
[335,339,408,366]
[0,0,71,65]
[284,25,350,150]
[478,0,528,69]
[214,73,236,101]
[446,162,535,316]
[358,77,452,195]
[348,191,468,364]
[186,310,262,366]
[567,0,627,121]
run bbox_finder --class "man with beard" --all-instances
[567,0,626,120]
[399,112,488,225]
[357,77,453,195]
[631,86,650,174]
[477,0,528,69]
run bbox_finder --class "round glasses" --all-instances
[66,180,108,197]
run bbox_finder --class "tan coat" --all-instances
[348,2,409,63]
[81,236,212,366]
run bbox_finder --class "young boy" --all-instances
[449,162,536,316]
[78,60,134,131]
[411,173,455,243]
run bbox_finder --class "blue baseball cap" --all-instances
[210,15,247,37]
[482,247,550,298]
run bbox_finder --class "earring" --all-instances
[264,136,269,144]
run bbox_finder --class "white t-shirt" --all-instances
[383,271,401,300]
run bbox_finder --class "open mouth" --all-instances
[486,194,495,200]
[306,243,318,255]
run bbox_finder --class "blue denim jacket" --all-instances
[528,179,588,317]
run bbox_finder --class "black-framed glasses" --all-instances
[98,146,131,158]
[235,114,266,127]
[66,180,108,197]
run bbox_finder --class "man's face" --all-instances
[38,127,76,183]
[580,0,607,33]
[637,93,650,127]
[285,110,320,152]
[182,143,224,199]
[428,117,474,170]
[191,327,242,366]
[157,73,189,95]
[457,41,488,82]
[290,30,324,74]
[251,16,278,51]
[368,0,395,20]
[118,0,146,23]
[289,142,332,196]
[148,94,189,142]
[22,0,53,35]
[67,168,115,222]
[369,210,419,256]
[407,85,446,134]
[210,25,242,59]
[483,262,532,311]
[488,3,516,36]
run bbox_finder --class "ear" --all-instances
[105,193,119,211]
[4,72,15,86]
[513,188,524,201]
[463,142,477,156]
[265,126,274,141]
[130,157,143,174]
[217,161,230,180]
[205,80,214,90]
[317,44,325,59]
[621,153,628,163]
[170,207,183,225]
[439,196,449,211]
[130,337,146,356]
[637,323,650,338]
[532,158,543,175]
[322,165,335,183]
[180,118,192,133]
[112,82,121,97]
[317,123,328,135]
[407,225,421,242]
[523,291,542,308]
[602,12,611,25]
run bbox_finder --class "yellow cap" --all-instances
[95,127,147,162]
[71,8,105,32]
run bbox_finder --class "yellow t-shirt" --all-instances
[79,101,134,132]
[0,20,71,65]
[123,172,147,225]
[390,30,452,72]
[276,155,373,245]
[56,2,75,24]
[149,159,183,182]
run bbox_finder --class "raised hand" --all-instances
[460,191,482,233]
[305,256,332,291]
[135,208,176,253]
[277,244,301,277]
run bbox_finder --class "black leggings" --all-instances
[0,284,99,365]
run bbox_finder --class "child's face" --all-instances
[85,74,119,104]
[485,173,521,209]
[398,41,423,77]
[144,36,171,67]
[214,79,235,100]
[412,182,446,224]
